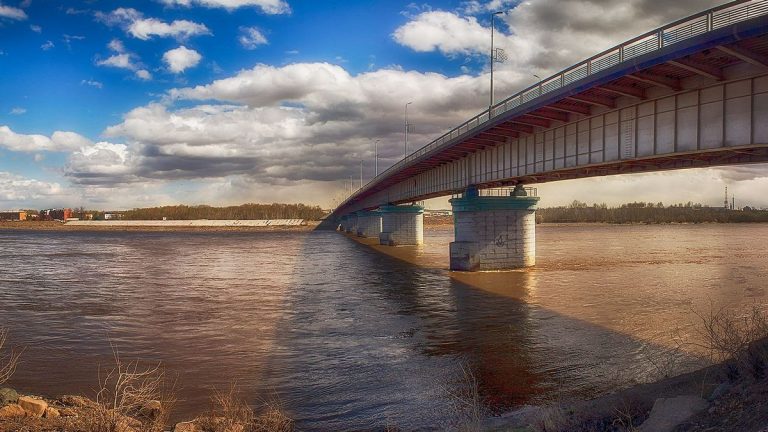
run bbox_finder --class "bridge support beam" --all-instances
[356,210,382,237]
[379,205,424,246]
[449,185,540,271]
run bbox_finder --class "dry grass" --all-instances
[0,329,22,386]
[79,344,174,432]
[196,384,293,432]
[690,303,768,381]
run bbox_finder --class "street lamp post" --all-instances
[371,139,381,176]
[360,160,363,189]
[404,101,413,159]
[490,11,504,108]
[533,74,542,96]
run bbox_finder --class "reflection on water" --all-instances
[0,224,766,429]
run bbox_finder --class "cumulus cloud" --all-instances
[158,0,290,14]
[0,4,27,20]
[65,142,136,185]
[95,40,150,79]
[394,0,725,74]
[0,126,92,152]
[41,40,54,50]
[97,53,135,69]
[163,46,202,73]
[97,8,211,40]
[0,172,62,203]
[30,24,41,32]
[239,26,268,49]
[84,62,498,187]
[136,69,152,80]
[9,107,26,115]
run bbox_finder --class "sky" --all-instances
[0,0,767,211]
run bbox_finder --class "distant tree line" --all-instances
[538,201,768,224]
[118,203,327,221]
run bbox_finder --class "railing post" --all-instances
[620,46,624,62]
[587,60,592,76]
[657,30,663,48]
[707,11,713,31]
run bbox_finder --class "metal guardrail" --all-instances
[339,0,768,211]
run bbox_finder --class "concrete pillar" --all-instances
[338,215,347,232]
[356,210,382,237]
[345,213,358,234]
[379,205,424,246]
[449,185,540,271]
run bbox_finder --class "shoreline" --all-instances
[0,220,321,232]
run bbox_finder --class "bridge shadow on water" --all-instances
[273,229,709,431]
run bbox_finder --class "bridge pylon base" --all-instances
[378,205,424,246]
[355,210,382,237]
[449,186,539,271]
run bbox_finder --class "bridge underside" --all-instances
[335,7,768,215]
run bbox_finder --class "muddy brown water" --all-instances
[1,224,766,430]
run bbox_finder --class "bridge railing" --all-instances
[338,0,768,212]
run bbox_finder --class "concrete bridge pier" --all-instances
[379,205,424,246]
[356,210,382,237]
[449,185,540,271]
[345,213,358,234]
[338,215,348,232]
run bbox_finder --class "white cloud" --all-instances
[394,0,725,75]
[108,38,125,53]
[81,79,104,89]
[97,8,211,40]
[9,107,26,115]
[393,11,489,56]
[97,53,135,69]
[41,40,54,50]
[163,46,202,73]
[158,0,289,14]
[239,26,268,49]
[0,4,27,20]
[0,126,92,152]
[30,24,41,32]
[0,172,62,203]
[65,141,136,185]
[136,69,152,80]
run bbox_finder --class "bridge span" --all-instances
[332,0,768,271]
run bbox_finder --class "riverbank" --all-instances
[0,220,320,232]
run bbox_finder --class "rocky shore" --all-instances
[0,388,290,432]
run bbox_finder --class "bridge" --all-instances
[331,0,768,271]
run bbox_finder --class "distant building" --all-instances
[424,209,452,217]
[40,208,73,221]
[0,211,27,221]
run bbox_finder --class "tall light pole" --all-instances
[371,139,381,176]
[489,11,504,108]
[360,160,363,189]
[404,101,413,160]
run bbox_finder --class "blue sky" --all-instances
[1,0,766,210]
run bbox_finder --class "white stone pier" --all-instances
[378,205,424,246]
[449,185,539,271]
[355,210,382,238]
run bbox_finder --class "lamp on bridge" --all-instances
[404,101,413,160]
[489,10,506,108]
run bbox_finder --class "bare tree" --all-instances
[0,329,22,386]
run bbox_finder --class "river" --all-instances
[1,224,766,430]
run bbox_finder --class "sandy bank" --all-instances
[0,220,320,232]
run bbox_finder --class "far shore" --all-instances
[0,220,320,232]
